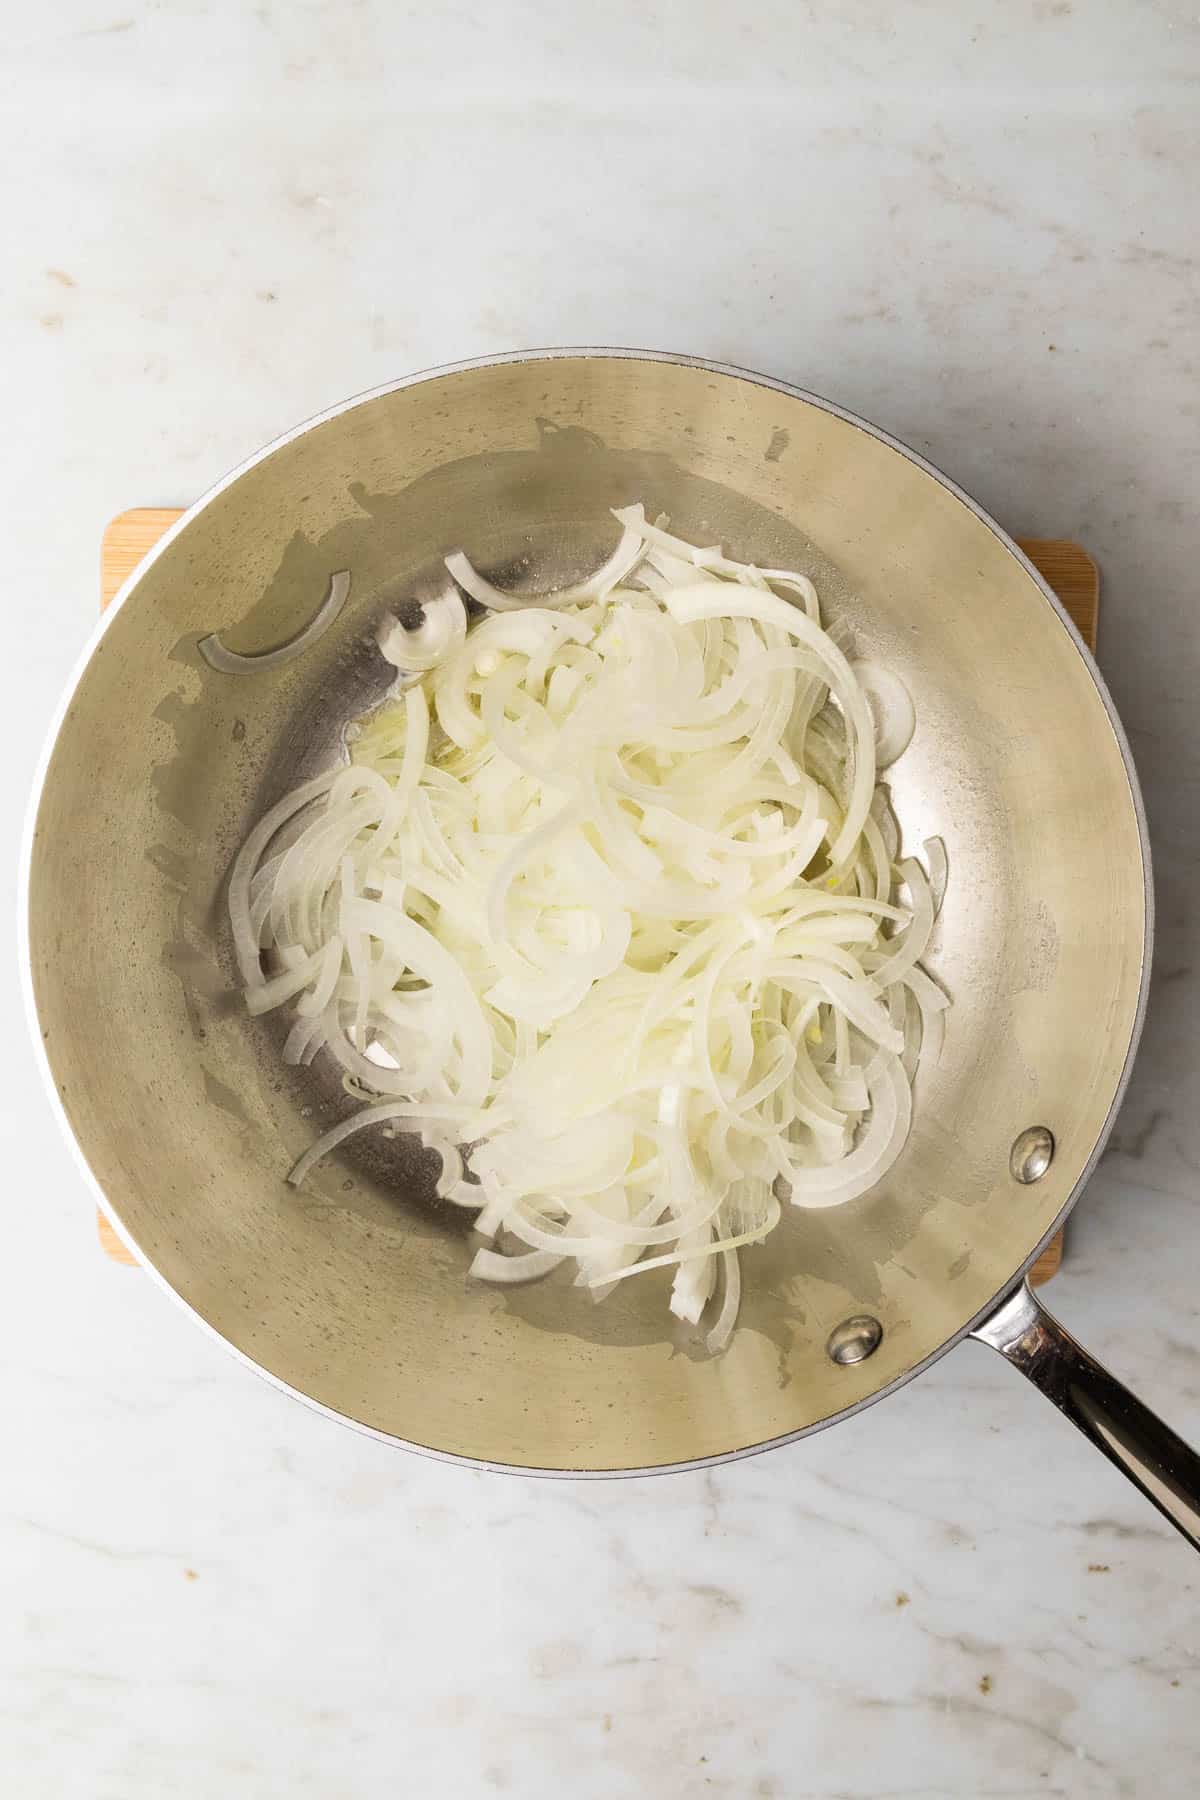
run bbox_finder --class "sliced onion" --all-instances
[783,1059,911,1209]
[923,835,949,916]
[587,1196,782,1288]
[422,1132,465,1196]
[231,497,948,1353]
[611,504,725,569]
[200,571,350,674]
[244,950,323,1017]
[870,857,935,988]
[378,590,467,673]
[286,1099,492,1189]
[468,1246,565,1283]
[706,1248,742,1354]
[283,1014,326,1066]
[659,583,876,865]
[852,658,916,767]
[228,771,338,986]
[444,523,644,611]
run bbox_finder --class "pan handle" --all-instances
[970,1281,1200,1551]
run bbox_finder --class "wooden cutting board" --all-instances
[95,511,1099,1284]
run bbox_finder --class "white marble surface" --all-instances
[4,3,1200,1794]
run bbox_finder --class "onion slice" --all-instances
[444,524,644,612]
[852,658,916,767]
[468,1247,565,1284]
[378,590,467,673]
[200,571,351,674]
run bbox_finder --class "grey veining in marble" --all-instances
[3,3,1199,1795]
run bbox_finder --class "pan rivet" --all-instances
[826,1315,883,1366]
[1011,1126,1055,1184]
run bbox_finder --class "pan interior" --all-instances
[27,354,1147,1471]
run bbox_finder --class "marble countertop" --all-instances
[4,4,1200,1794]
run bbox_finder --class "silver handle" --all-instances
[971,1281,1200,1551]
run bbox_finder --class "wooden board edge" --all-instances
[1028,1236,1064,1289]
[100,507,185,609]
[96,511,185,1260]
[97,1211,139,1267]
[1018,539,1098,1284]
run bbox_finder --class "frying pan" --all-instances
[23,349,1200,1545]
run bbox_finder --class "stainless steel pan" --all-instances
[24,350,1200,1544]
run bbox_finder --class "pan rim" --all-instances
[19,345,1154,1477]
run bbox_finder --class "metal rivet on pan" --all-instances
[826,1315,883,1366]
[1010,1125,1055,1184]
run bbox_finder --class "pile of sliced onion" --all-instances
[229,506,946,1352]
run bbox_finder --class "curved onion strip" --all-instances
[468,1246,565,1283]
[228,771,338,986]
[904,961,949,1014]
[852,658,916,767]
[421,1134,465,1196]
[283,1013,326,1066]
[378,590,467,673]
[586,1196,782,1288]
[869,857,935,988]
[706,1248,742,1354]
[445,524,644,612]
[538,1181,725,1251]
[671,1225,718,1323]
[295,936,344,1018]
[924,835,949,916]
[342,897,492,1108]
[611,504,725,569]
[903,965,949,1069]
[287,1099,492,1189]
[784,1061,911,1208]
[659,584,876,864]
[759,570,820,618]
[200,571,350,674]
